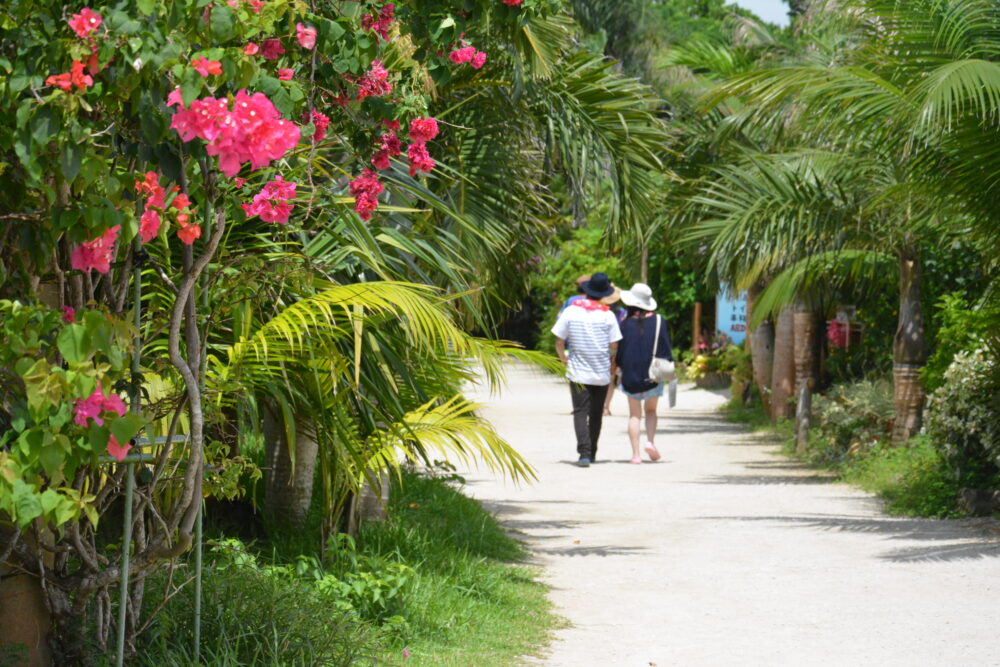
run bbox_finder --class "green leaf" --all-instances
[39,488,61,515]
[181,69,203,106]
[57,324,90,363]
[210,5,235,42]
[38,444,64,477]
[61,141,83,183]
[87,425,109,453]
[31,107,56,146]
[82,503,99,529]
[137,0,155,15]
[110,413,144,446]
[12,479,42,528]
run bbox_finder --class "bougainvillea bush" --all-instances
[0,0,562,658]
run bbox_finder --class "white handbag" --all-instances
[647,315,676,383]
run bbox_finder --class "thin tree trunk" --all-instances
[771,307,796,420]
[891,249,928,443]
[747,284,775,414]
[640,245,648,284]
[263,405,320,527]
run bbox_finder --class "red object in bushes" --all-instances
[827,320,849,349]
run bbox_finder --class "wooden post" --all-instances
[795,379,814,454]
[692,302,702,356]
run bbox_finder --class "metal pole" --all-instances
[115,463,135,667]
[193,500,202,661]
[116,243,144,666]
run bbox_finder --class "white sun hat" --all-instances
[620,282,657,311]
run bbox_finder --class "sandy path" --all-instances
[460,364,1000,666]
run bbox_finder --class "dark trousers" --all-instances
[570,382,609,460]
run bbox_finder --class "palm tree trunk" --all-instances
[891,248,928,443]
[793,298,819,452]
[263,404,320,527]
[747,284,774,414]
[771,307,796,420]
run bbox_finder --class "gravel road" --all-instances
[461,364,1000,667]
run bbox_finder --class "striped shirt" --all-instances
[551,304,622,385]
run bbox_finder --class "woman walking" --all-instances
[615,283,673,464]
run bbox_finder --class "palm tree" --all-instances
[711,0,1000,440]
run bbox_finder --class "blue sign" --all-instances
[716,285,748,345]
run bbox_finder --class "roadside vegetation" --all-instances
[132,467,555,665]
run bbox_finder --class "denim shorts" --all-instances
[620,383,664,400]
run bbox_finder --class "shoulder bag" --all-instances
[647,315,676,383]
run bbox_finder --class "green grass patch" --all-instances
[132,468,557,665]
[364,469,558,666]
[841,438,962,518]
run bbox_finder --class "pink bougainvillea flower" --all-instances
[169,90,301,177]
[74,387,123,427]
[46,72,73,91]
[74,389,105,427]
[277,68,294,81]
[296,23,317,50]
[47,60,93,91]
[261,38,285,60]
[106,434,132,462]
[383,119,400,131]
[192,57,223,77]
[87,48,101,75]
[373,129,401,168]
[380,131,402,156]
[166,86,185,108]
[349,169,384,220]
[177,220,202,244]
[171,192,191,210]
[102,392,127,417]
[308,109,330,142]
[61,306,76,324]
[501,0,523,5]
[371,150,391,170]
[71,225,120,274]
[449,46,475,64]
[244,42,260,56]
[409,117,439,143]
[357,60,391,100]
[249,0,265,12]
[234,177,247,188]
[70,60,93,89]
[68,7,102,39]
[362,3,395,41]
[138,208,161,243]
[242,176,297,223]
[402,648,410,659]
[471,51,487,69]
[407,141,435,176]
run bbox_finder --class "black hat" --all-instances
[581,272,615,299]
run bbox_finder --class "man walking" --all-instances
[551,272,622,467]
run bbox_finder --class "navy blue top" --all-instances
[615,313,673,393]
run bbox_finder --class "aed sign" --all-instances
[716,285,748,345]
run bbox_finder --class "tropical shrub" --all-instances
[924,347,1000,488]
[683,333,744,381]
[529,222,632,355]
[810,378,895,460]
[923,292,996,391]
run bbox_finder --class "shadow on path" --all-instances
[693,513,1000,563]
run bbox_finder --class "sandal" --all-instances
[645,443,661,461]
[630,456,642,464]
